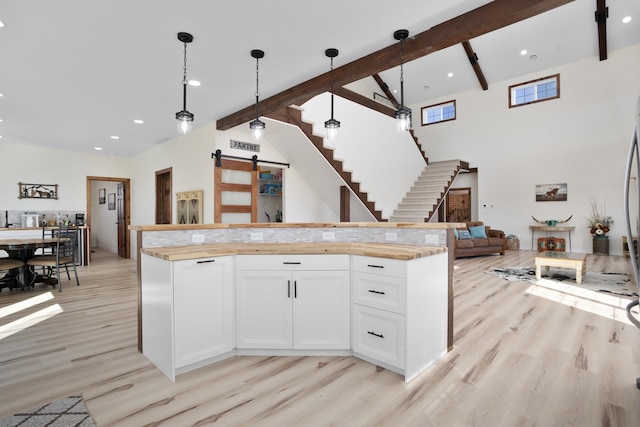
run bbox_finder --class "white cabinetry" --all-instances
[351,253,448,382]
[236,255,350,351]
[141,254,234,381]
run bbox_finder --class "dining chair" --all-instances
[27,225,79,291]
[0,258,25,292]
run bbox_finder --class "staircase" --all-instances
[266,106,384,221]
[389,160,469,222]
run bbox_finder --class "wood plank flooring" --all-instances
[0,249,639,426]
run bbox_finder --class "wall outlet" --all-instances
[424,234,439,245]
[385,232,397,241]
[250,232,264,241]
[322,231,336,240]
[192,234,205,243]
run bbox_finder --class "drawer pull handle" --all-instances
[196,259,216,264]
[287,280,291,298]
[368,289,385,295]
[367,264,384,269]
[283,262,301,265]
[367,331,384,339]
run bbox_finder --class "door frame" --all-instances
[86,176,131,259]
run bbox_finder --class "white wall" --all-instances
[412,44,640,255]
[90,180,119,253]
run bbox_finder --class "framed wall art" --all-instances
[535,183,567,202]
[18,182,59,199]
[108,193,116,210]
[99,188,106,204]
[176,190,203,224]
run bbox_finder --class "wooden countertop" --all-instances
[141,242,447,261]
[131,222,465,231]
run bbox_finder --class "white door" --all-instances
[292,270,350,349]
[236,270,293,349]
[173,257,234,368]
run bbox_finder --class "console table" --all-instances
[529,225,575,251]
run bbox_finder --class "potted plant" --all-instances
[506,234,519,251]
[587,201,613,254]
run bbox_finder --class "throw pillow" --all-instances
[469,225,487,239]
[454,228,459,239]
[458,230,472,239]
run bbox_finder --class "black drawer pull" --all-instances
[283,262,301,265]
[368,289,385,295]
[367,264,384,269]
[196,259,216,264]
[367,331,384,339]
[287,280,291,298]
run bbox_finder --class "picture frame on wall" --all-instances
[535,183,567,202]
[108,193,116,210]
[99,188,106,204]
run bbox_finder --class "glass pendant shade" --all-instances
[250,118,265,141]
[394,106,411,132]
[176,109,194,135]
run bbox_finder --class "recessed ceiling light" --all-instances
[423,85,430,90]
[0,93,3,97]
[623,16,632,24]
[530,54,538,61]
[447,72,453,78]
[0,21,5,28]
[133,119,144,124]
[94,147,103,151]
[0,118,3,122]
[110,135,119,140]
[393,89,398,94]
[188,80,201,87]
[520,49,528,56]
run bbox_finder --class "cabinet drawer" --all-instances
[236,254,349,271]
[351,255,406,278]
[352,304,405,369]
[352,272,405,314]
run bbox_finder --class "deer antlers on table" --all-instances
[531,215,573,226]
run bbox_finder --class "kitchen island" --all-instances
[134,222,460,383]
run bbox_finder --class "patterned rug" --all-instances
[486,266,639,298]
[0,395,96,427]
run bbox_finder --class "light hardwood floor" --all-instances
[0,249,639,426]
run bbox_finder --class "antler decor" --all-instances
[531,215,573,226]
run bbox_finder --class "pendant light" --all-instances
[393,29,411,132]
[250,49,266,141]
[175,32,194,135]
[324,48,340,140]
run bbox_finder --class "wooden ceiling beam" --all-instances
[333,87,397,118]
[216,0,575,131]
[372,74,400,109]
[462,40,488,91]
[595,0,608,61]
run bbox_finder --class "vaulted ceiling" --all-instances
[0,0,638,157]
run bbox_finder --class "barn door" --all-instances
[446,187,471,222]
[214,159,258,223]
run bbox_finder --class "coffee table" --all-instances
[534,251,587,284]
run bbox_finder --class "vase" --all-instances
[592,235,609,255]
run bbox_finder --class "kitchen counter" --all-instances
[131,222,463,231]
[141,242,446,262]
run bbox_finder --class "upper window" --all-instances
[509,74,560,108]
[421,100,456,126]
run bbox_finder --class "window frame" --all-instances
[420,100,456,126]
[508,74,560,108]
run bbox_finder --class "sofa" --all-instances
[453,221,506,259]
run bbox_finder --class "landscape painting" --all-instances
[535,183,567,202]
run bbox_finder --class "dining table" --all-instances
[0,237,62,291]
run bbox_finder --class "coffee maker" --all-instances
[75,213,85,226]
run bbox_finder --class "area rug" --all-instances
[0,395,96,427]
[486,266,639,298]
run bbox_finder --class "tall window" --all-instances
[421,100,456,126]
[509,74,560,107]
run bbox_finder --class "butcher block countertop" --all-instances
[130,222,464,231]
[141,242,446,261]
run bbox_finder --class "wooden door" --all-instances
[155,168,172,224]
[446,188,471,222]
[116,183,127,258]
[214,159,257,223]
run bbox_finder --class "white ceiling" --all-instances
[0,1,638,157]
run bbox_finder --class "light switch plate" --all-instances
[322,231,336,240]
[250,232,264,241]
[385,232,397,241]
[192,234,205,243]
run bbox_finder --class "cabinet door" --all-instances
[174,257,234,369]
[236,270,293,349]
[292,270,350,349]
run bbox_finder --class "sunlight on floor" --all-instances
[526,278,639,325]
[0,292,54,320]
[0,291,63,340]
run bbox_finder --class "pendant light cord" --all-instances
[255,56,260,120]
[330,56,335,119]
[399,37,405,109]
[182,41,188,111]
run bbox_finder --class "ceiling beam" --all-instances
[595,0,608,61]
[217,0,575,131]
[372,74,400,109]
[333,87,397,118]
[461,41,488,91]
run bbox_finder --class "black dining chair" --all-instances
[0,258,25,292]
[27,225,79,291]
